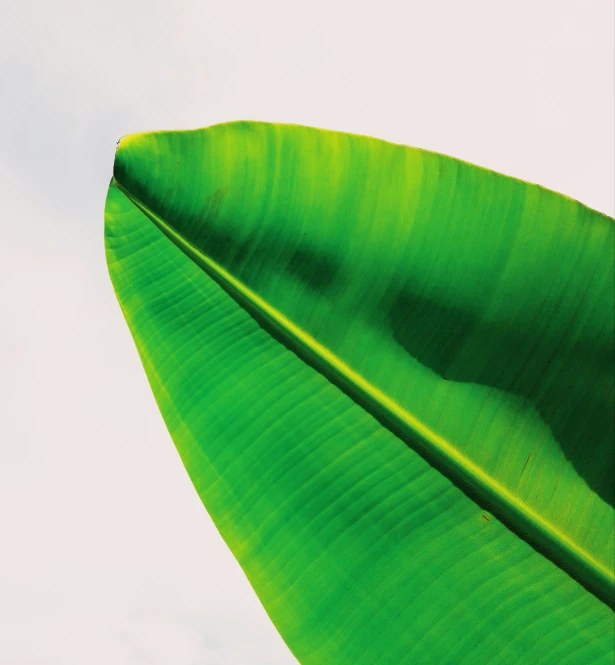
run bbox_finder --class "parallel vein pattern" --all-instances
[105,121,615,664]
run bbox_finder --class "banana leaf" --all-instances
[104,121,615,664]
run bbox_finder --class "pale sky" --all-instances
[1,1,613,663]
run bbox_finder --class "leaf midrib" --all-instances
[114,177,615,609]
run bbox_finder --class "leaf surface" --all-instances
[105,122,615,664]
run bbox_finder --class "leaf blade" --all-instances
[106,122,608,662]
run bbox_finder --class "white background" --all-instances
[0,1,613,663]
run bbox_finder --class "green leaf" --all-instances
[105,121,614,664]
